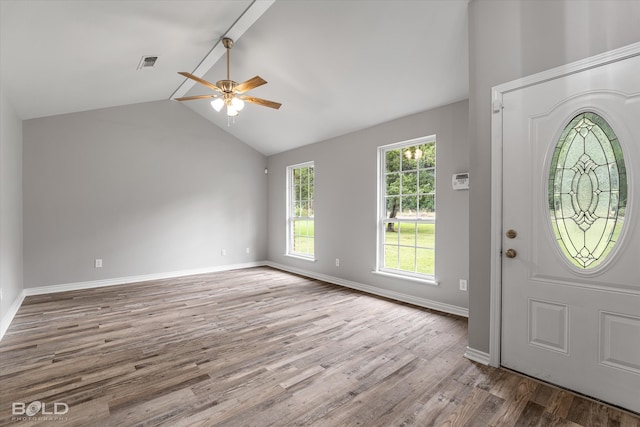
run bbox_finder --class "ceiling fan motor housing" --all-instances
[216,80,237,93]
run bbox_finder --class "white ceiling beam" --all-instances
[170,0,275,100]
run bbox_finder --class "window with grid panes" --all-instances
[287,162,315,259]
[378,136,436,279]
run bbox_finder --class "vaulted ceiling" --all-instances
[0,0,469,155]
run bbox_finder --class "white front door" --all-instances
[501,51,640,413]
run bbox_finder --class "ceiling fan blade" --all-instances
[241,96,282,109]
[178,72,221,92]
[235,76,267,94]
[174,94,217,101]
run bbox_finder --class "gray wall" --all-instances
[267,100,469,311]
[467,0,640,353]
[0,87,23,321]
[23,100,267,288]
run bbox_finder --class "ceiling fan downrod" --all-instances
[222,37,234,87]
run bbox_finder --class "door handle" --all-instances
[505,249,517,258]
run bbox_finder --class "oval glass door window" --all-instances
[549,112,627,269]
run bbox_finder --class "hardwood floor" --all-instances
[1,267,638,426]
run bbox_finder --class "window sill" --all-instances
[371,270,439,286]
[284,254,317,263]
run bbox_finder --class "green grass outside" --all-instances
[291,220,435,274]
[384,222,435,275]
[293,220,315,256]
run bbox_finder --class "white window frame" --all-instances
[375,135,437,285]
[286,161,315,261]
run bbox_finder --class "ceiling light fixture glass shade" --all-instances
[231,97,245,111]
[226,105,238,117]
[211,98,224,112]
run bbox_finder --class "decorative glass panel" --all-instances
[549,112,627,269]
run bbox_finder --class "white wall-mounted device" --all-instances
[452,172,469,190]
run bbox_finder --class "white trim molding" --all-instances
[489,41,640,369]
[23,262,265,296]
[464,347,491,365]
[0,292,26,342]
[267,262,468,318]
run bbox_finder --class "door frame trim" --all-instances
[488,42,640,368]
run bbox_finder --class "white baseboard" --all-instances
[265,261,469,318]
[464,346,491,365]
[0,291,26,342]
[23,261,266,296]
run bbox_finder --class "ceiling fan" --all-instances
[175,37,281,117]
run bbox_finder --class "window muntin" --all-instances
[287,162,315,259]
[379,137,436,279]
[548,112,627,269]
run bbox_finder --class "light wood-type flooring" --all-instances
[1,267,638,426]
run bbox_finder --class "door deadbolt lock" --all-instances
[506,229,517,239]
[505,249,517,258]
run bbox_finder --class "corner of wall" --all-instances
[0,86,25,341]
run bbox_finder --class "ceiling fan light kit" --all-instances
[176,37,281,123]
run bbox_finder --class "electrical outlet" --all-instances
[246,247,250,254]
[95,259,103,268]
[221,249,227,256]
[0,288,3,301]
[459,279,468,291]
[335,258,340,267]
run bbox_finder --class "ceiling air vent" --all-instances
[137,55,158,70]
